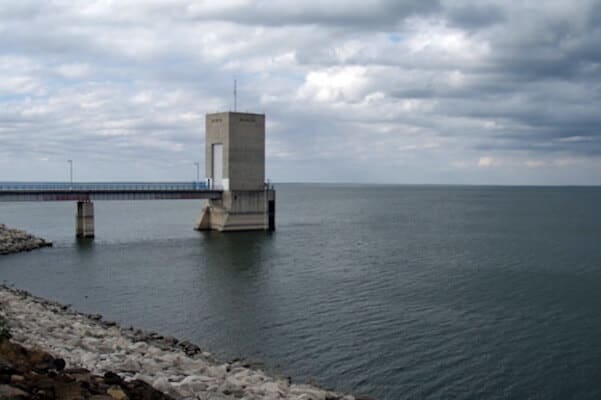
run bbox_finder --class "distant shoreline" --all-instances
[275,182,601,188]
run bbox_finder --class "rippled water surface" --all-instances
[2,184,601,399]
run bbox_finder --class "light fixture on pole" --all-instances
[194,162,200,189]
[67,160,73,189]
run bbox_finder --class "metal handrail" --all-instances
[0,181,212,191]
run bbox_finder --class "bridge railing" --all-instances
[0,181,210,191]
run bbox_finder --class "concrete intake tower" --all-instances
[195,112,275,232]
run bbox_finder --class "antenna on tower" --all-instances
[233,79,237,112]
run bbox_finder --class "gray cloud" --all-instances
[0,0,600,184]
[178,0,442,28]
[444,2,506,29]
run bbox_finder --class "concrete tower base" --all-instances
[76,201,95,238]
[195,189,275,232]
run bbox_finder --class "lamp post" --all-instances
[67,160,73,189]
[194,162,200,189]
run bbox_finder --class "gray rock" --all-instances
[0,384,29,398]
[0,225,52,256]
[163,336,178,346]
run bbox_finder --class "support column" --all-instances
[267,189,275,231]
[195,189,275,232]
[76,201,95,238]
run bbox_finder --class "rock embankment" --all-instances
[0,286,361,400]
[0,338,172,399]
[0,224,52,255]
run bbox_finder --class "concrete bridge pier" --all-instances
[196,189,275,231]
[76,201,95,238]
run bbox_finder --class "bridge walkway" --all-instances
[0,182,222,202]
[0,182,223,238]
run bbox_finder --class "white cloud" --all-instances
[55,63,91,79]
[297,66,370,103]
[478,156,495,167]
[558,136,592,143]
[405,18,490,61]
[524,160,546,168]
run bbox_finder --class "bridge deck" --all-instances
[0,182,222,202]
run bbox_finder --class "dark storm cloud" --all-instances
[444,2,505,29]
[375,0,601,160]
[487,28,601,81]
[179,0,441,28]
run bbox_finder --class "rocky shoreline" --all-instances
[0,337,172,399]
[0,225,52,255]
[0,285,361,400]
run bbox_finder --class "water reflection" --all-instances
[201,230,272,272]
[75,237,95,252]
[194,231,278,359]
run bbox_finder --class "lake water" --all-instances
[1,184,601,399]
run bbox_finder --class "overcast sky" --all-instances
[1,1,600,184]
